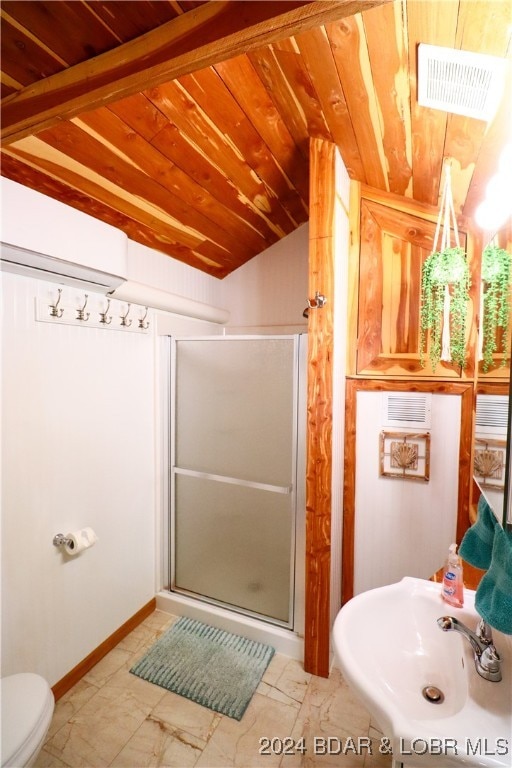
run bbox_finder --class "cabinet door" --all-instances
[356,199,471,377]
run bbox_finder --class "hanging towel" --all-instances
[459,495,497,570]
[475,525,512,635]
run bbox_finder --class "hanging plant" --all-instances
[480,243,512,372]
[419,162,470,371]
[420,246,471,370]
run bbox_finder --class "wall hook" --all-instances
[76,294,90,321]
[303,291,327,318]
[49,288,64,318]
[307,291,327,309]
[138,306,149,330]
[99,298,112,325]
[120,303,132,327]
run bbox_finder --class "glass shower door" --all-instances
[171,336,298,626]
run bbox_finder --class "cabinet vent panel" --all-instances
[475,395,509,436]
[382,393,432,429]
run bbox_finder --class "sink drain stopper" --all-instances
[422,685,444,704]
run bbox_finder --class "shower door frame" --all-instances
[168,334,305,631]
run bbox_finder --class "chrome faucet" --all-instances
[437,616,502,682]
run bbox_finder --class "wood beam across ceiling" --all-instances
[1,0,390,145]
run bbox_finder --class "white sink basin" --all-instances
[333,577,512,768]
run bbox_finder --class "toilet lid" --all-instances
[0,673,54,766]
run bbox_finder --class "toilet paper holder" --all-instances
[53,533,73,547]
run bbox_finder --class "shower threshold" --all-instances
[156,589,304,660]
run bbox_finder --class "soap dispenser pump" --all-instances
[442,543,464,608]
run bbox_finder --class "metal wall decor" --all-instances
[379,430,431,482]
[473,437,507,490]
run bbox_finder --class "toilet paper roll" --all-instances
[64,527,98,556]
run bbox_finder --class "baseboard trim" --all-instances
[52,597,157,701]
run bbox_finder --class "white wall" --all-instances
[353,392,461,594]
[1,273,155,684]
[0,181,227,685]
[220,223,309,332]
[0,176,312,684]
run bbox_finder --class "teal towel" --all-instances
[475,526,512,635]
[459,495,497,570]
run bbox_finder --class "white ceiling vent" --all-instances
[418,44,507,121]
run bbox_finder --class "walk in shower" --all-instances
[159,335,306,652]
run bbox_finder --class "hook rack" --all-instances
[138,306,149,330]
[120,303,132,327]
[99,298,112,325]
[76,294,90,321]
[49,288,64,318]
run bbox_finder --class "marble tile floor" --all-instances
[35,610,392,768]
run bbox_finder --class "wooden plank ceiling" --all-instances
[1,0,511,278]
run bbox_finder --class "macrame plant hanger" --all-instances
[432,161,461,362]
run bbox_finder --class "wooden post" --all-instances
[304,137,335,676]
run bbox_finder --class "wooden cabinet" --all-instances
[352,187,479,378]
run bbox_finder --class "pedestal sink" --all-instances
[333,577,512,768]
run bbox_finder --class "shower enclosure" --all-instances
[169,335,304,629]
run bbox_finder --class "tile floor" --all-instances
[35,610,393,768]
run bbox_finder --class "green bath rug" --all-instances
[130,616,275,720]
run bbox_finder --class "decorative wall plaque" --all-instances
[473,437,507,490]
[379,431,430,482]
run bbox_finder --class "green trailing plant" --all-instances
[481,243,512,372]
[420,246,471,371]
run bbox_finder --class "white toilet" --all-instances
[0,673,55,767]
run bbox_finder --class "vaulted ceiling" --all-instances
[1,0,511,277]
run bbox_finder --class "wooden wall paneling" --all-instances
[1,1,389,144]
[146,80,296,238]
[457,382,474,542]
[33,120,244,269]
[213,55,310,204]
[30,122,240,264]
[271,38,334,148]
[76,107,270,259]
[0,17,66,87]
[1,145,225,275]
[406,0,459,206]
[326,16,387,190]
[346,180,361,375]
[355,194,475,377]
[294,26,366,182]
[1,1,123,71]
[177,66,308,225]
[305,137,336,677]
[108,93,281,252]
[360,0,412,197]
[341,378,357,605]
[342,379,474,603]
[356,200,384,372]
[247,45,312,160]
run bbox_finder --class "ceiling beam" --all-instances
[1,0,390,145]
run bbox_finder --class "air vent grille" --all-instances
[382,393,432,429]
[475,395,509,436]
[418,44,507,121]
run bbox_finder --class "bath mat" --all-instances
[130,616,275,720]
